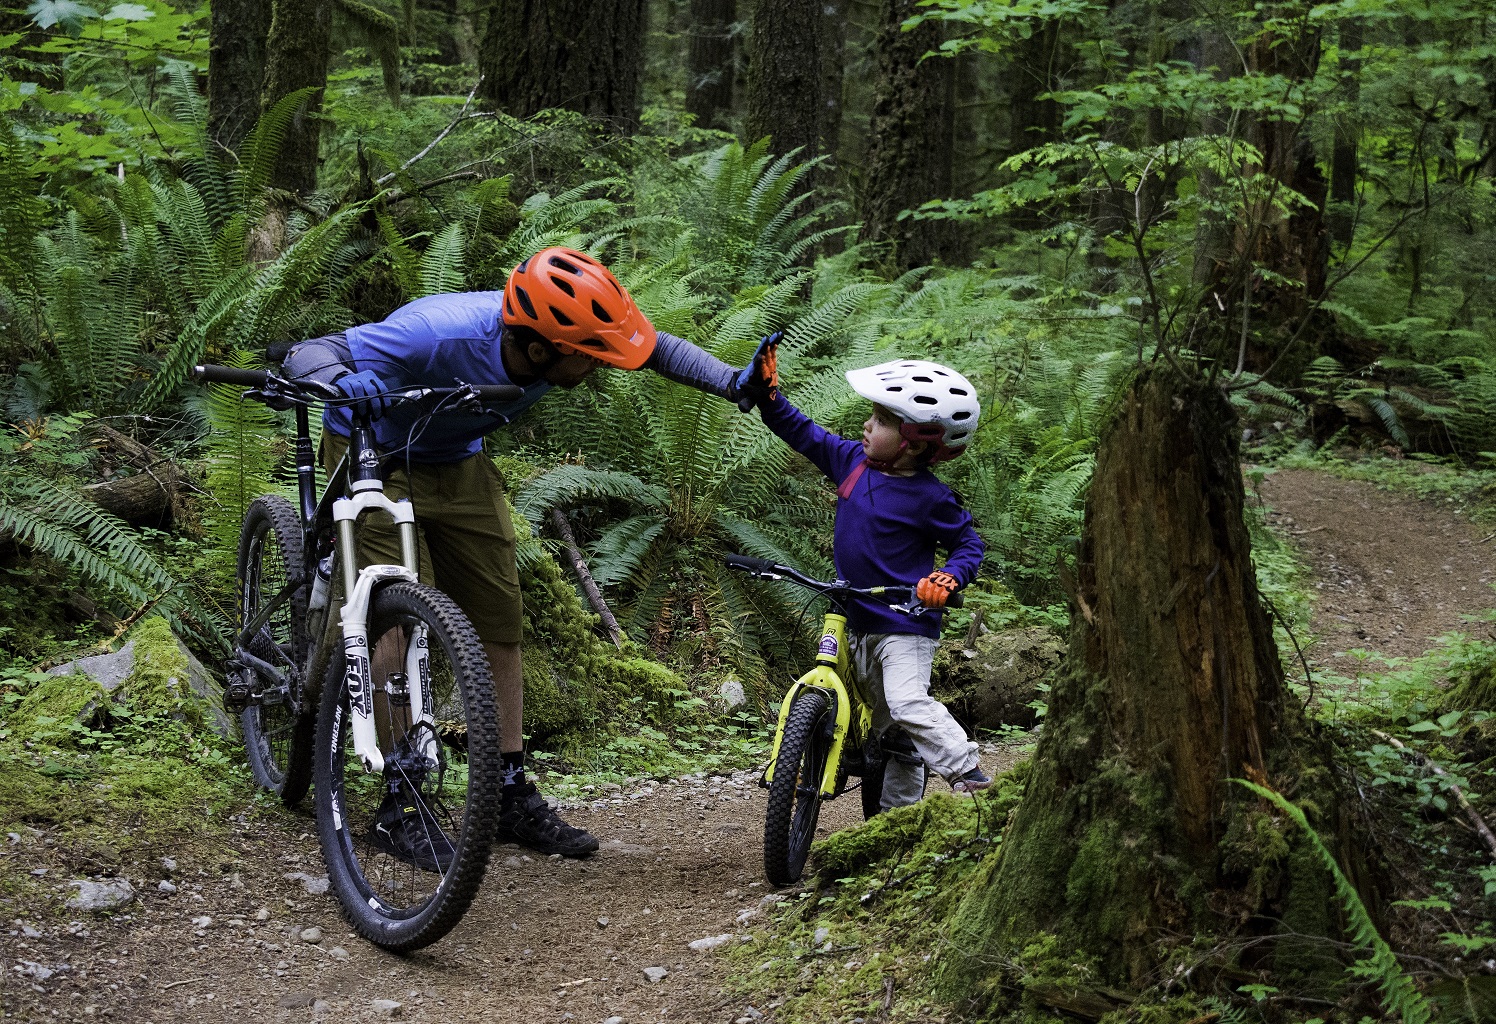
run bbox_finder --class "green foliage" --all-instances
[1236,779,1434,1024]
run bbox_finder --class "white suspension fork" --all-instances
[333,490,432,774]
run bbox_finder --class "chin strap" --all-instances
[866,440,908,474]
[837,441,909,500]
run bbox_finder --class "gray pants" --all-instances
[851,632,979,810]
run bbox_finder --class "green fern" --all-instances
[1236,779,1433,1024]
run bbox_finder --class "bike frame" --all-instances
[762,611,873,798]
[234,403,435,775]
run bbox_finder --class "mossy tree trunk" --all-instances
[479,0,647,127]
[208,0,272,155]
[940,369,1359,997]
[744,0,821,161]
[857,0,955,269]
[260,0,333,194]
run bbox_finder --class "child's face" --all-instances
[862,405,909,463]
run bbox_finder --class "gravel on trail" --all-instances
[6,467,1493,1023]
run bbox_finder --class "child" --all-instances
[738,343,990,808]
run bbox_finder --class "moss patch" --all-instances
[723,768,1028,1023]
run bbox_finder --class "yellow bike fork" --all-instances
[763,613,871,797]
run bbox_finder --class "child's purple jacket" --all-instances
[759,395,985,639]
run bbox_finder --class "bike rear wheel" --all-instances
[764,690,833,886]
[237,495,315,806]
[314,581,501,951]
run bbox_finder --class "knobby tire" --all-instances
[237,495,315,806]
[314,582,501,951]
[764,690,833,886]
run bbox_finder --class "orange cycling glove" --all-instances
[916,570,960,608]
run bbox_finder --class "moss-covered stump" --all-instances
[933,626,1063,733]
[936,370,1367,1009]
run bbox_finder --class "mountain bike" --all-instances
[194,363,521,951]
[724,554,962,886]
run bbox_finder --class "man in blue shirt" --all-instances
[286,247,746,864]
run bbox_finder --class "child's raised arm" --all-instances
[758,393,863,487]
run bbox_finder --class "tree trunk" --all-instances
[744,0,821,160]
[686,0,735,129]
[479,0,647,127]
[857,0,954,269]
[260,0,333,194]
[208,0,272,155]
[1329,18,1362,246]
[939,370,1364,994]
[819,0,849,169]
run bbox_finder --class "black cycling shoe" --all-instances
[495,782,599,858]
[369,788,456,873]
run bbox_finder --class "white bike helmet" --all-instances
[845,359,980,462]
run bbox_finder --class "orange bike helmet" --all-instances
[502,247,658,370]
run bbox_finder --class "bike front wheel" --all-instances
[764,690,834,886]
[237,495,315,806]
[314,581,501,951]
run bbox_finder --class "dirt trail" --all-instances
[7,467,1495,1024]
[1257,467,1496,665]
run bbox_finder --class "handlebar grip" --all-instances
[193,364,271,387]
[724,554,780,574]
[946,592,965,609]
[472,384,525,402]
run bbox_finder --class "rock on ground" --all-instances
[65,879,135,913]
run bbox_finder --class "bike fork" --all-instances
[333,492,435,774]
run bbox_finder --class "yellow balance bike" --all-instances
[724,555,962,885]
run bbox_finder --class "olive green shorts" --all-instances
[320,434,523,644]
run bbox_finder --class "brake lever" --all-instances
[247,386,296,412]
[890,600,932,617]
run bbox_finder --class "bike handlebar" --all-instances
[192,365,524,406]
[723,554,963,610]
[194,364,272,388]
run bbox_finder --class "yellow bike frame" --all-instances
[762,612,873,797]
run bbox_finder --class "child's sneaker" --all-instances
[951,766,991,794]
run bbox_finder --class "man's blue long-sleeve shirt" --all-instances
[758,396,985,638]
[286,291,738,462]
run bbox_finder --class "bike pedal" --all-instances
[224,682,256,712]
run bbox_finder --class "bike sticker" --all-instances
[818,633,838,658]
[344,640,371,716]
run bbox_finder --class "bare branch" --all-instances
[376,76,486,187]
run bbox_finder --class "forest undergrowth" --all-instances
[723,459,1496,1024]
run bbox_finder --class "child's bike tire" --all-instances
[237,495,315,807]
[764,690,834,886]
[314,581,501,951]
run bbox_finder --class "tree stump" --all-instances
[939,369,1370,1000]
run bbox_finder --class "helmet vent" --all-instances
[912,375,933,383]
[913,395,938,405]
[886,386,903,392]
[950,387,969,396]
[515,287,538,320]
[576,338,607,350]
[548,255,581,275]
[515,258,531,274]
[551,276,576,298]
[952,410,972,420]
[591,300,613,323]
[550,306,575,327]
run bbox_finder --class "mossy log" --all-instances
[939,369,1370,1000]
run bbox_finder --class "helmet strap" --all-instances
[865,440,908,473]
